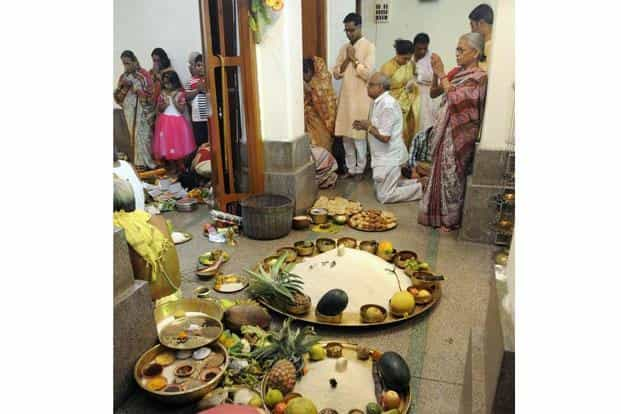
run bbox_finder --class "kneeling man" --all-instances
[353,72,423,204]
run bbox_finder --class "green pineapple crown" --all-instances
[245,254,305,306]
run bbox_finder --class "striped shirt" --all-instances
[185,77,212,122]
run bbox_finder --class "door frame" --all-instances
[198,0,264,211]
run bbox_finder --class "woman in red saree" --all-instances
[418,33,488,231]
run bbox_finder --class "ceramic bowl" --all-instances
[337,237,357,249]
[294,240,315,256]
[276,247,298,263]
[394,250,418,269]
[316,238,336,253]
[309,208,329,224]
[359,304,388,323]
[359,240,378,254]
[292,215,311,230]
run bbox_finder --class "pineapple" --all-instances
[245,254,305,310]
[266,359,297,394]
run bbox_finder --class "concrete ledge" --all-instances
[459,177,501,244]
[114,280,157,408]
[263,134,312,172]
[471,147,514,188]
[263,134,317,214]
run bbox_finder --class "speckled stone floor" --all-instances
[116,174,497,414]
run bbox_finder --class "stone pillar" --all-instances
[460,0,514,244]
[113,227,158,408]
[255,0,317,214]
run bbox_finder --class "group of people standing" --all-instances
[114,48,211,175]
[303,4,494,231]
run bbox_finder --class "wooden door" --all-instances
[199,0,264,213]
[302,0,326,59]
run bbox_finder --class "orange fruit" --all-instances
[273,402,287,414]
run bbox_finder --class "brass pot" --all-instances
[134,342,229,405]
[292,215,311,230]
[315,309,343,324]
[332,214,348,225]
[309,208,329,224]
[276,247,298,263]
[410,271,437,290]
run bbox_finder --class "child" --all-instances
[185,53,212,146]
[152,71,196,174]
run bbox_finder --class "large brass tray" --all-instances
[255,240,441,327]
[134,342,229,405]
[261,342,411,414]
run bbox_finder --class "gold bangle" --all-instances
[367,124,373,133]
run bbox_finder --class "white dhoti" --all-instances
[372,164,423,204]
[343,136,368,174]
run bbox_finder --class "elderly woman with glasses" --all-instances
[417,32,488,231]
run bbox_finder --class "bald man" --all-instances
[353,73,423,204]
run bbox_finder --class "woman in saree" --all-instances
[418,32,488,231]
[303,57,337,150]
[114,50,157,170]
[380,39,420,150]
[304,57,338,188]
[150,47,174,107]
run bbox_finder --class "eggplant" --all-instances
[316,289,349,316]
[378,352,411,392]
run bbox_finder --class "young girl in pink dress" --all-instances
[152,71,196,173]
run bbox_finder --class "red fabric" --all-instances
[197,404,259,414]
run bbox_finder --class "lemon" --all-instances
[309,344,327,361]
[390,291,415,315]
[378,240,393,255]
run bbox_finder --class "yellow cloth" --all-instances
[113,210,176,288]
[380,58,420,149]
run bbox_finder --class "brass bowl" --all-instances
[134,342,229,405]
[316,238,336,253]
[359,240,378,254]
[262,255,281,271]
[292,215,311,230]
[503,192,515,203]
[294,240,315,256]
[337,237,357,249]
[195,266,219,280]
[332,214,348,225]
[497,219,513,230]
[360,304,388,323]
[193,286,211,299]
[410,271,437,290]
[276,247,298,263]
[394,250,418,269]
[315,309,343,324]
[309,208,329,224]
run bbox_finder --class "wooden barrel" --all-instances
[241,193,293,240]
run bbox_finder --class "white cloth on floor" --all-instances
[372,164,423,204]
[343,136,368,174]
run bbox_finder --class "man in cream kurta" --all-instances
[469,3,493,71]
[332,13,375,179]
[353,73,423,204]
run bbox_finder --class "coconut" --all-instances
[224,303,271,332]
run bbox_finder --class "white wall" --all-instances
[326,0,356,94]
[359,0,498,73]
[113,0,202,88]
[479,0,514,151]
[255,0,305,141]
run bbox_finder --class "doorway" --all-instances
[301,0,327,60]
[199,0,264,213]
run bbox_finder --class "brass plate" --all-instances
[347,212,398,232]
[134,342,228,405]
[261,342,411,414]
[158,315,223,350]
[213,274,249,294]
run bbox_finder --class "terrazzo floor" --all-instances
[116,174,500,414]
